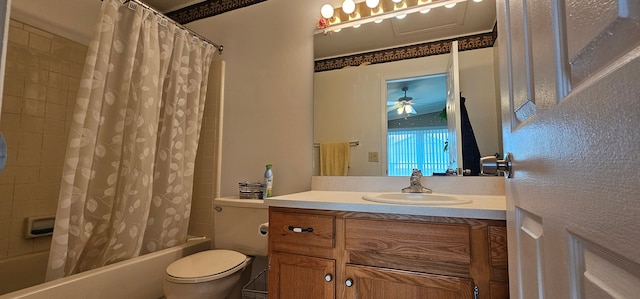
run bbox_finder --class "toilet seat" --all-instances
[166,249,248,284]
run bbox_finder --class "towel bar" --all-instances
[313,141,359,148]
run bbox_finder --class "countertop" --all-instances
[264,190,506,220]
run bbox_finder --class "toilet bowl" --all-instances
[163,249,250,299]
[163,197,268,299]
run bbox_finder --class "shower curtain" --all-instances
[46,0,217,280]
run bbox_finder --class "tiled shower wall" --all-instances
[0,19,218,262]
[0,20,87,259]
[188,67,221,241]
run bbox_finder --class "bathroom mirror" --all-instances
[313,0,501,176]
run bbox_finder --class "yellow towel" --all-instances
[320,142,350,176]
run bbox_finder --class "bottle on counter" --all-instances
[263,164,273,198]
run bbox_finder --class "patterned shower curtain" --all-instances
[46,0,217,280]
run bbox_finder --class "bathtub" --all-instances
[0,250,49,295]
[0,237,211,299]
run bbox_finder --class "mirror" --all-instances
[313,0,500,176]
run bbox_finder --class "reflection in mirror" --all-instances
[313,48,501,176]
[386,75,449,176]
[313,0,500,177]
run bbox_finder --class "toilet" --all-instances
[163,197,268,299]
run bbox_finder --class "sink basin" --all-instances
[362,192,472,205]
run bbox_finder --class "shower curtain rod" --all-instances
[105,0,224,53]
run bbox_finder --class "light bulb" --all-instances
[396,14,407,19]
[374,19,384,23]
[342,0,355,14]
[444,3,457,8]
[353,24,361,28]
[333,28,342,33]
[473,0,482,2]
[397,107,403,114]
[320,4,334,18]
[420,8,431,13]
[365,0,380,8]
[392,0,402,3]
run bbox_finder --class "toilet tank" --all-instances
[213,197,268,256]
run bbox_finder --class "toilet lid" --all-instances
[166,250,247,283]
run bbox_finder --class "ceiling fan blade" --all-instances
[387,102,401,112]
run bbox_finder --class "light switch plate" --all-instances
[368,152,379,162]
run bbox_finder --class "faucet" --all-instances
[401,169,432,193]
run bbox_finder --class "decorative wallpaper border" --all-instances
[315,26,497,73]
[166,0,268,25]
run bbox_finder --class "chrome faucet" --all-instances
[402,169,432,193]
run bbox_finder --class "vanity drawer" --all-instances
[345,218,472,276]
[270,210,335,249]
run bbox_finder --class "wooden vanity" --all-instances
[267,202,508,299]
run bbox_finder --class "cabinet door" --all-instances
[343,265,474,299]
[269,252,335,299]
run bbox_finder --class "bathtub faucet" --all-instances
[402,169,432,193]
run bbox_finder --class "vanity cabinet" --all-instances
[268,209,337,299]
[268,207,508,299]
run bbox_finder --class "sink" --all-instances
[362,192,472,205]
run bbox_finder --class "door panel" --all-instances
[568,233,640,299]
[564,0,640,86]
[497,0,640,298]
[344,265,474,299]
[269,252,335,299]
[504,0,536,125]
[446,40,463,171]
[515,208,544,299]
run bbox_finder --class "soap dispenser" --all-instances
[263,164,273,198]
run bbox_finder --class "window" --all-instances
[387,127,448,176]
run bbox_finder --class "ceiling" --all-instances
[314,0,497,59]
[387,75,447,121]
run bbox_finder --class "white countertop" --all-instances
[265,190,506,220]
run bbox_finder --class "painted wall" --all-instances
[314,47,501,176]
[186,0,316,197]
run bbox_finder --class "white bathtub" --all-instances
[0,237,211,299]
[0,250,49,295]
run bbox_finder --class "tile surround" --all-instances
[0,19,219,263]
[0,19,86,259]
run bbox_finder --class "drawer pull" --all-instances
[345,278,354,287]
[288,226,314,233]
[325,274,333,282]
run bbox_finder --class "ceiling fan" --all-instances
[388,86,417,115]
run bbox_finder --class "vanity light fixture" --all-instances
[365,0,380,8]
[316,0,470,33]
[342,0,356,14]
[320,3,334,19]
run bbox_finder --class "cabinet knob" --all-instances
[345,278,354,287]
[324,274,332,282]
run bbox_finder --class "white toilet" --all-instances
[163,198,268,299]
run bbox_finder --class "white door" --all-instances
[496,0,640,298]
[446,40,463,173]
